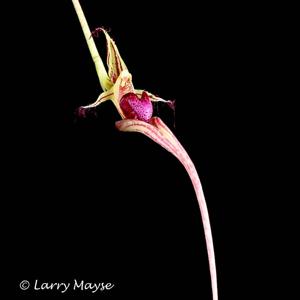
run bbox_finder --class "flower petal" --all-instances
[101,29,128,83]
[115,117,179,156]
[135,89,174,106]
[116,117,218,300]
[81,89,114,109]
[111,70,135,119]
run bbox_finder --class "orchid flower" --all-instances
[72,1,218,299]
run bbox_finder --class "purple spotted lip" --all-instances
[120,91,153,122]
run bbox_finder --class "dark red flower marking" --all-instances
[120,91,153,122]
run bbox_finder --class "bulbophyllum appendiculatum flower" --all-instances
[72,1,218,299]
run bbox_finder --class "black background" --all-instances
[2,1,267,299]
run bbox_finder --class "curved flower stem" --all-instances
[116,117,218,300]
[71,0,111,91]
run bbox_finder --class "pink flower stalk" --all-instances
[72,1,218,299]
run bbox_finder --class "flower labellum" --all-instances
[72,1,218,299]
[120,92,153,122]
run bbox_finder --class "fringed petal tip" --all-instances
[90,27,106,39]
[75,106,97,119]
[167,100,176,111]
